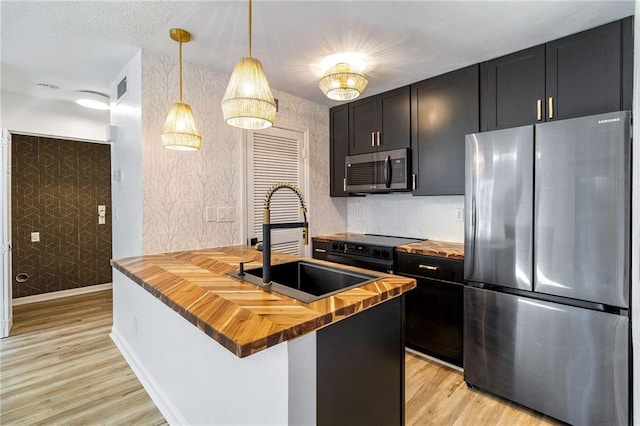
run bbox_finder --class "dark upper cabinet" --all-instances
[349,86,411,155]
[411,65,479,196]
[329,104,349,197]
[481,17,633,131]
[481,45,545,131]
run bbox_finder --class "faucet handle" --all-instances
[238,261,250,276]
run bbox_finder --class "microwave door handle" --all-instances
[384,155,392,188]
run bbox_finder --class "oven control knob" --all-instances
[372,248,380,257]
[381,249,390,259]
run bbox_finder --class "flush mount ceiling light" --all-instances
[221,0,276,130]
[161,28,202,151]
[318,62,368,101]
[76,91,110,110]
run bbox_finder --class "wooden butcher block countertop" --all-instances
[396,240,465,260]
[111,246,416,358]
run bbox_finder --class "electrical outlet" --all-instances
[455,208,464,222]
[31,232,40,242]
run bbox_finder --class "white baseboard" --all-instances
[12,283,113,306]
[405,347,464,372]
[110,328,186,426]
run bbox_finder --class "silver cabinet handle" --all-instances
[377,131,381,146]
[412,174,416,190]
[548,97,554,119]
[536,99,542,121]
[314,248,327,253]
[418,264,438,271]
[371,132,375,147]
[343,178,347,192]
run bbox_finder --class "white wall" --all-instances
[1,91,109,141]
[110,52,143,259]
[140,50,347,254]
[348,194,464,242]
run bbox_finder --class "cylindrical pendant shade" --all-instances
[161,102,202,151]
[318,62,368,101]
[222,57,276,130]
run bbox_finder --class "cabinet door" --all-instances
[481,45,545,131]
[378,86,411,151]
[405,277,463,366]
[546,20,622,121]
[348,96,378,155]
[329,105,349,197]
[412,65,479,196]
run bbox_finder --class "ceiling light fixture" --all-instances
[318,62,368,101]
[221,0,276,130]
[76,91,110,110]
[161,28,202,151]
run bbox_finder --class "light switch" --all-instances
[206,206,217,223]
[99,217,106,225]
[98,205,106,216]
[217,207,235,223]
[31,232,40,242]
[455,208,464,222]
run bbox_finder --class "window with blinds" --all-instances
[246,127,306,255]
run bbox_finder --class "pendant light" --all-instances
[161,28,202,151]
[222,0,276,130]
[319,62,368,101]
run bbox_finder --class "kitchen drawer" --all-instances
[396,252,463,283]
[312,240,330,261]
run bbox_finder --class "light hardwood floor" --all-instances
[1,290,561,425]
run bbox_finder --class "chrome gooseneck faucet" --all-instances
[262,183,308,284]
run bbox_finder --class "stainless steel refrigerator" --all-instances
[464,111,630,425]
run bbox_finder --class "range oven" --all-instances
[312,234,423,274]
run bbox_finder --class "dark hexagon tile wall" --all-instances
[11,134,112,298]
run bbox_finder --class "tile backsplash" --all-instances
[347,194,464,243]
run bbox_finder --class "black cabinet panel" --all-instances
[379,86,411,151]
[317,296,404,426]
[349,96,378,155]
[621,16,633,111]
[406,278,463,366]
[546,20,621,120]
[330,105,349,197]
[412,65,479,195]
[349,86,411,155]
[481,45,545,131]
[398,252,464,366]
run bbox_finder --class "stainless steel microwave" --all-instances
[345,148,412,193]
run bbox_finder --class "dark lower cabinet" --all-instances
[317,296,404,426]
[397,253,464,367]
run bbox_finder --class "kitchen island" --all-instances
[111,245,415,425]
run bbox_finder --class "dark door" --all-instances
[349,96,378,155]
[329,104,349,197]
[378,86,411,151]
[546,20,622,121]
[412,65,479,195]
[481,45,545,131]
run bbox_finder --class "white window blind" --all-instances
[247,127,305,255]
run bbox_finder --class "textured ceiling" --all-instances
[0,1,635,108]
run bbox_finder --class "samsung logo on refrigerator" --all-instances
[598,118,621,124]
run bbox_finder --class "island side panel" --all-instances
[288,332,317,425]
[316,296,405,426]
[111,270,291,425]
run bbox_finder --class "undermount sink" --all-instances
[228,260,380,303]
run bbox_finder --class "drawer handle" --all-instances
[314,248,327,253]
[418,264,438,271]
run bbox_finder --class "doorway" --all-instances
[245,126,309,256]
[2,133,112,337]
